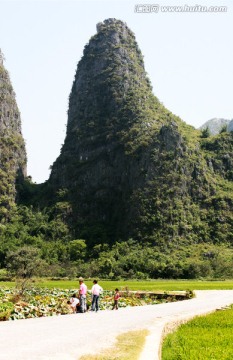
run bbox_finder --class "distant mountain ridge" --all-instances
[228,120,233,132]
[199,118,233,135]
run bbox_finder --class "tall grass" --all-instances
[162,305,233,360]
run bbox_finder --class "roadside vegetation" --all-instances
[0,285,192,321]
[79,329,149,360]
[1,277,233,322]
[162,305,233,360]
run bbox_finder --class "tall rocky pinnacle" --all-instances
[0,49,27,220]
[49,19,233,245]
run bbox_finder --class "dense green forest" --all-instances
[0,20,232,280]
[0,200,232,280]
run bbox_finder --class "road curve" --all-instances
[0,290,233,360]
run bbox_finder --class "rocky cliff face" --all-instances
[0,50,27,220]
[48,19,233,246]
[49,18,162,240]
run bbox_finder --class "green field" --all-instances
[1,279,233,291]
[162,305,233,360]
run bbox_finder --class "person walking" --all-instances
[78,277,87,313]
[91,280,103,312]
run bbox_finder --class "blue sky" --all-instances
[0,0,232,183]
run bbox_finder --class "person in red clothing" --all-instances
[112,288,120,310]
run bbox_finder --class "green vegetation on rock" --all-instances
[0,21,233,280]
[0,49,26,222]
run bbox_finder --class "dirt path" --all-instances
[0,290,233,360]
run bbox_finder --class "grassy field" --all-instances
[162,305,233,360]
[1,279,233,291]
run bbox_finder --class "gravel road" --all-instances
[0,290,233,360]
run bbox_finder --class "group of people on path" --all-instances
[68,277,120,313]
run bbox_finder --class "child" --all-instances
[112,288,120,310]
[68,294,80,313]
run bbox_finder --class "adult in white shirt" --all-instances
[91,280,103,312]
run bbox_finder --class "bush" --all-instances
[0,302,14,321]
[0,268,11,281]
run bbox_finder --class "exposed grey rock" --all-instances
[228,119,233,132]
[199,118,231,135]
